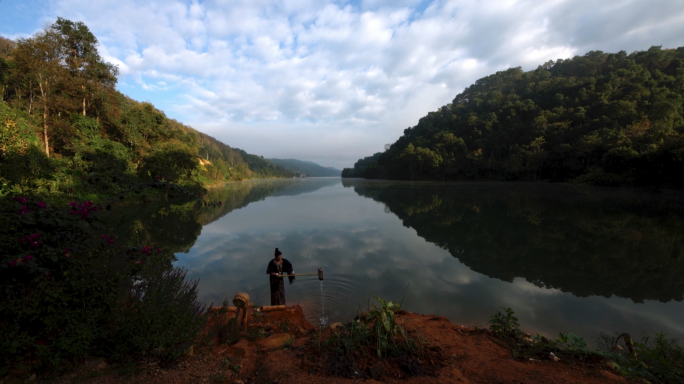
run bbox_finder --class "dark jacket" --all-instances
[266,258,295,290]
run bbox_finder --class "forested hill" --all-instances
[343,46,684,187]
[0,18,291,201]
[267,158,342,177]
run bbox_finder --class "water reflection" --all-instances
[123,178,684,343]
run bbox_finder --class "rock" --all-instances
[88,358,108,370]
[24,374,37,383]
[233,380,244,384]
[256,333,293,349]
[370,363,387,380]
[601,370,622,381]
[329,322,343,332]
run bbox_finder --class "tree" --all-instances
[52,17,118,117]
[14,29,69,157]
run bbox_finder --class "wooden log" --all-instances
[260,305,287,311]
[209,306,237,312]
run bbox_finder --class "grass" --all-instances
[486,307,684,383]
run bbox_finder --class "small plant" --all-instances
[282,335,295,348]
[556,332,588,351]
[596,332,684,383]
[323,290,421,359]
[220,357,241,373]
[488,307,520,335]
[245,327,268,341]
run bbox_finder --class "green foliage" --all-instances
[0,19,291,205]
[325,295,420,359]
[0,196,206,375]
[488,307,520,335]
[486,307,683,383]
[327,319,372,356]
[596,332,684,383]
[344,46,684,188]
[109,266,206,361]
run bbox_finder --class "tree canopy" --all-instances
[0,18,291,200]
[343,46,684,187]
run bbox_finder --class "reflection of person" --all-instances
[266,248,295,305]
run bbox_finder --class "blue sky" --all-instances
[2,0,683,169]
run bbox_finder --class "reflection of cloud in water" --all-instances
[174,180,684,344]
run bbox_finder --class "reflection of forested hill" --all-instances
[109,179,342,256]
[344,180,684,303]
[269,178,341,197]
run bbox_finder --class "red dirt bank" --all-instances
[39,306,630,384]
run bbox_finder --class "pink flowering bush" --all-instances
[0,196,206,375]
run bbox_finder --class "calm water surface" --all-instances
[166,178,684,345]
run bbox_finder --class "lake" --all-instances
[140,178,684,345]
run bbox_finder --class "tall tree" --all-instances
[0,37,16,103]
[14,30,69,157]
[52,17,118,117]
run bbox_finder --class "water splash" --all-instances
[319,279,328,326]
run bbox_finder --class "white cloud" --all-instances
[3,0,682,168]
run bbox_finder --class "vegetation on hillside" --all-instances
[268,158,342,177]
[343,46,684,187]
[0,19,291,204]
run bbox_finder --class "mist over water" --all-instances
[166,178,684,345]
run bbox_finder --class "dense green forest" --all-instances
[343,46,684,187]
[267,158,342,177]
[0,19,291,202]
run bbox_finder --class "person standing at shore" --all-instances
[266,248,295,305]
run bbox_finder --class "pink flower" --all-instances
[25,255,34,261]
[8,260,17,267]
[157,248,161,253]
[12,197,28,204]
[18,237,25,244]
[156,176,162,180]
[199,194,204,198]
[64,247,69,252]
[219,201,222,205]
[31,241,40,248]
[70,201,78,207]
[101,235,107,239]
[36,201,46,209]
[108,239,114,244]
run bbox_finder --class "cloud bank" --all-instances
[2,0,683,168]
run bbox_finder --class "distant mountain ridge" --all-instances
[267,158,341,177]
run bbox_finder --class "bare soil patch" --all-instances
[20,306,633,384]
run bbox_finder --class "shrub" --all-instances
[0,196,207,376]
[108,266,206,361]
